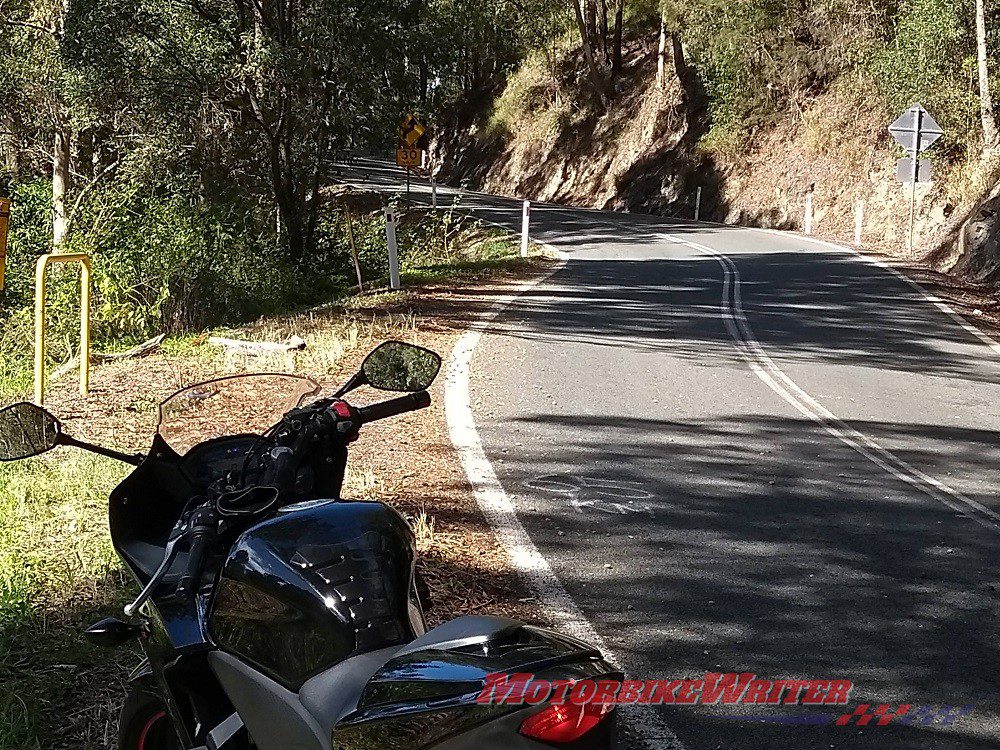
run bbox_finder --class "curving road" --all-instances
[346,160,1000,750]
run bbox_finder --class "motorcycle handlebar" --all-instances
[355,391,431,424]
[174,509,216,599]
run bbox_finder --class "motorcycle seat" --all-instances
[298,615,520,735]
[394,615,520,657]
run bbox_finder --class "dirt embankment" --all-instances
[433,31,1000,292]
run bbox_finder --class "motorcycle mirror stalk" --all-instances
[58,432,144,466]
[333,369,368,398]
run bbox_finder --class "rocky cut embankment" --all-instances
[432,27,1000,294]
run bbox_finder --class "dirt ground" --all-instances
[33,261,554,748]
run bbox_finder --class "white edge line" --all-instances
[443,239,687,750]
[754,228,1000,358]
[665,232,1000,532]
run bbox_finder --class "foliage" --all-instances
[0,0,556,386]
[875,0,981,148]
[486,51,566,139]
[655,0,996,155]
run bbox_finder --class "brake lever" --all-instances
[123,527,184,617]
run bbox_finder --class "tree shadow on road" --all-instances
[440,233,1000,386]
[494,410,1000,749]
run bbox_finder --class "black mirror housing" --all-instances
[0,401,63,461]
[361,341,442,393]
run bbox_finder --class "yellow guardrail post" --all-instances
[0,198,10,292]
[34,253,91,405]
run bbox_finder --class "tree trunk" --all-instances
[419,56,428,106]
[280,200,306,258]
[611,0,624,78]
[52,128,71,248]
[600,0,609,61]
[572,0,608,105]
[586,0,598,58]
[656,13,667,90]
[671,33,687,85]
[344,209,363,291]
[976,0,998,152]
[272,161,305,257]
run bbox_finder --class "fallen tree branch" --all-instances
[93,334,165,362]
[208,335,306,353]
[49,334,166,383]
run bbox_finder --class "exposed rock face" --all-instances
[955,187,1000,284]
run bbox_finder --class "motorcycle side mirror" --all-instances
[361,341,442,393]
[0,401,63,461]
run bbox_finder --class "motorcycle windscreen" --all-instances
[157,373,321,455]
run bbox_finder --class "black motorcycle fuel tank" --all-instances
[209,499,421,690]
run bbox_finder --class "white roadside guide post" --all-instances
[428,153,438,209]
[694,186,702,221]
[521,200,531,257]
[804,191,814,234]
[385,208,401,290]
[854,199,864,244]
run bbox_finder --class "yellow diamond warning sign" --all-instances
[399,114,426,148]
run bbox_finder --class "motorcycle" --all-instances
[0,341,619,750]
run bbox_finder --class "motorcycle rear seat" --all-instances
[299,615,520,734]
[393,615,520,657]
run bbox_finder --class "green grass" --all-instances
[0,453,134,749]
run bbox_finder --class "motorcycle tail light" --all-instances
[519,700,613,743]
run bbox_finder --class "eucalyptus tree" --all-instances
[65,0,412,258]
[0,0,81,245]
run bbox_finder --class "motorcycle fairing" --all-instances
[210,615,618,750]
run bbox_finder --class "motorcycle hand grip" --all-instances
[268,446,296,488]
[355,391,431,424]
[175,523,215,599]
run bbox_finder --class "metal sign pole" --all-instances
[890,104,941,254]
[908,107,922,254]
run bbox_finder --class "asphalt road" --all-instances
[344,160,1000,750]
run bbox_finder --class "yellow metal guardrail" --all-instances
[34,253,91,405]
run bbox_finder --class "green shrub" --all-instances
[0,177,377,396]
[874,0,978,146]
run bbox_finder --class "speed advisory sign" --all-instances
[396,148,422,167]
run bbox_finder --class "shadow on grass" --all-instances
[0,574,139,750]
